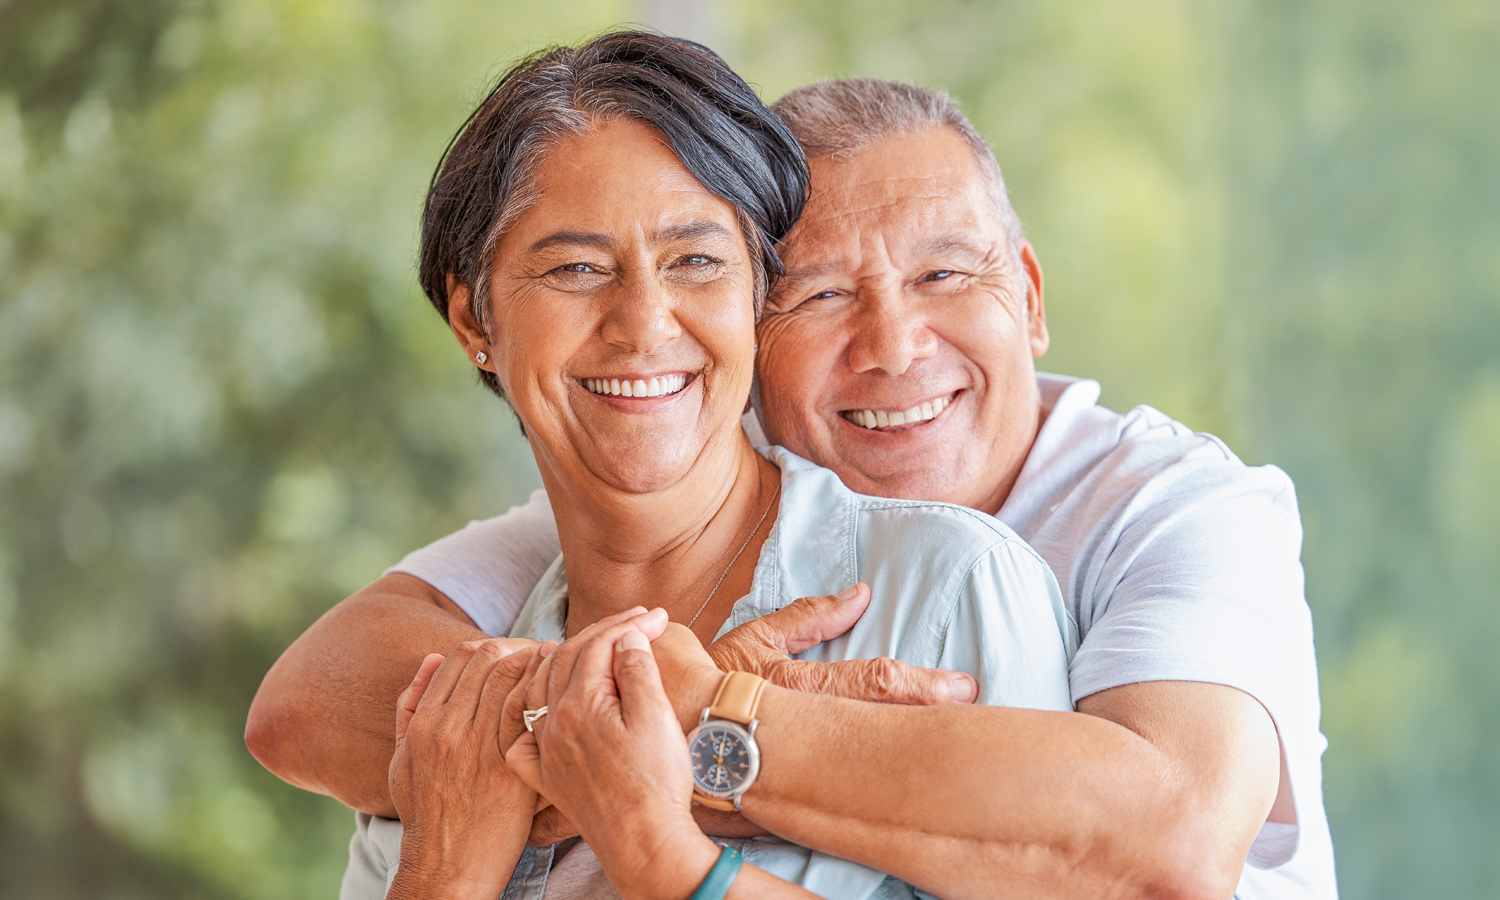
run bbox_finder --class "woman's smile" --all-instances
[581,372,692,399]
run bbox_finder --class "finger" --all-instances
[475,643,538,743]
[634,607,670,642]
[525,641,558,715]
[424,641,483,707]
[612,628,674,730]
[499,644,551,752]
[504,731,543,795]
[396,653,446,740]
[447,638,518,721]
[549,613,667,712]
[555,620,646,720]
[569,606,647,641]
[760,583,873,654]
[773,656,978,705]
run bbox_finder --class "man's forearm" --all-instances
[246,574,489,816]
[733,681,1280,900]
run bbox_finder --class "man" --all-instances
[249,78,1334,898]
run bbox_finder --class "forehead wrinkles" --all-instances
[783,174,993,282]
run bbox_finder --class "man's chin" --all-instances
[824,451,977,507]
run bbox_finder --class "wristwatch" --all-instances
[687,671,768,811]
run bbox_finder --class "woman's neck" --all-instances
[540,430,781,644]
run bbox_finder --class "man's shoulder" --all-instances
[1009,375,1297,533]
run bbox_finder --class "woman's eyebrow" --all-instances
[525,231,614,254]
[654,220,736,243]
[524,221,733,255]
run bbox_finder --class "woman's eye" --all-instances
[555,263,595,274]
[674,254,720,268]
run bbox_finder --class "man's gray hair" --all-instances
[770,78,1025,260]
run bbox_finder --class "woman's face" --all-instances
[479,117,757,495]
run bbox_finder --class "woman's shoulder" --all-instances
[764,444,1051,581]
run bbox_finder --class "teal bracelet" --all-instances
[689,845,743,900]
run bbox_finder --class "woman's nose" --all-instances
[845,288,939,376]
[599,278,684,355]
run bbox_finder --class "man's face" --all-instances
[755,127,1048,514]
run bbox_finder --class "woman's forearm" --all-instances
[387,828,529,900]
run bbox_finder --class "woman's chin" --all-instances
[584,455,701,496]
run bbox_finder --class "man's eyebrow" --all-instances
[779,260,844,286]
[778,235,997,288]
[913,233,995,261]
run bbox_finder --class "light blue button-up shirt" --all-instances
[343,447,1077,900]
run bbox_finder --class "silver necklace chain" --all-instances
[687,483,781,628]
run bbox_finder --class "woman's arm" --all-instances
[503,615,820,900]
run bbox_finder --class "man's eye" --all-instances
[809,290,839,301]
[554,263,595,274]
[925,270,955,282]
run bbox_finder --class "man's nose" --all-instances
[845,289,939,376]
[599,277,683,355]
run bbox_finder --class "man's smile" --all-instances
[839,390,960,431]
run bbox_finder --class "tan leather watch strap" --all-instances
[695,795,737,811]
[707,671,767,725]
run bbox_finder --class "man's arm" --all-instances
[247,577,970,819]
[245,573,494,817]
[659,649,1279,900]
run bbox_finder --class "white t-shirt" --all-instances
[388,373,1336,899]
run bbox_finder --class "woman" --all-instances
[346,32,1076,900]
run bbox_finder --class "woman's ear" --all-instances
[445,274,493,370]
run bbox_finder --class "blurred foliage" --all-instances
[1,0,1496,896]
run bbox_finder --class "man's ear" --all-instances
[1019,241,1049,359]
[445,273,492,370]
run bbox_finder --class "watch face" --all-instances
[688,721,758,798]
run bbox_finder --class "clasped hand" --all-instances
[387,586,979,895]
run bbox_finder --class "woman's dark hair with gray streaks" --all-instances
[420,30,811,401]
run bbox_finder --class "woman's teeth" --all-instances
[583,374,687,399]
[843,394,952,430]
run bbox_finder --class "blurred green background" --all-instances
[2,0,1496,895]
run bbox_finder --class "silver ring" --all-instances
[523,706,548,732]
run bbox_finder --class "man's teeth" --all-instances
[844,395,951,430]
[582,374,688,399]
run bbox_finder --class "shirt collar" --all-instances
[507,446,860,642]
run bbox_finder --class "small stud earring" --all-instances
[475,351,488,365]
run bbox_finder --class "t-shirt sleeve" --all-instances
[385,489,561,637]
[941,540,1078,713]
[1068,474,1311,710]
[1069,470,1323,871]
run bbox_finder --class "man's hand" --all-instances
[706,583,977,705]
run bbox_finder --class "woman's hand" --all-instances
[386,639,540,900]
[502,609,727,900]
